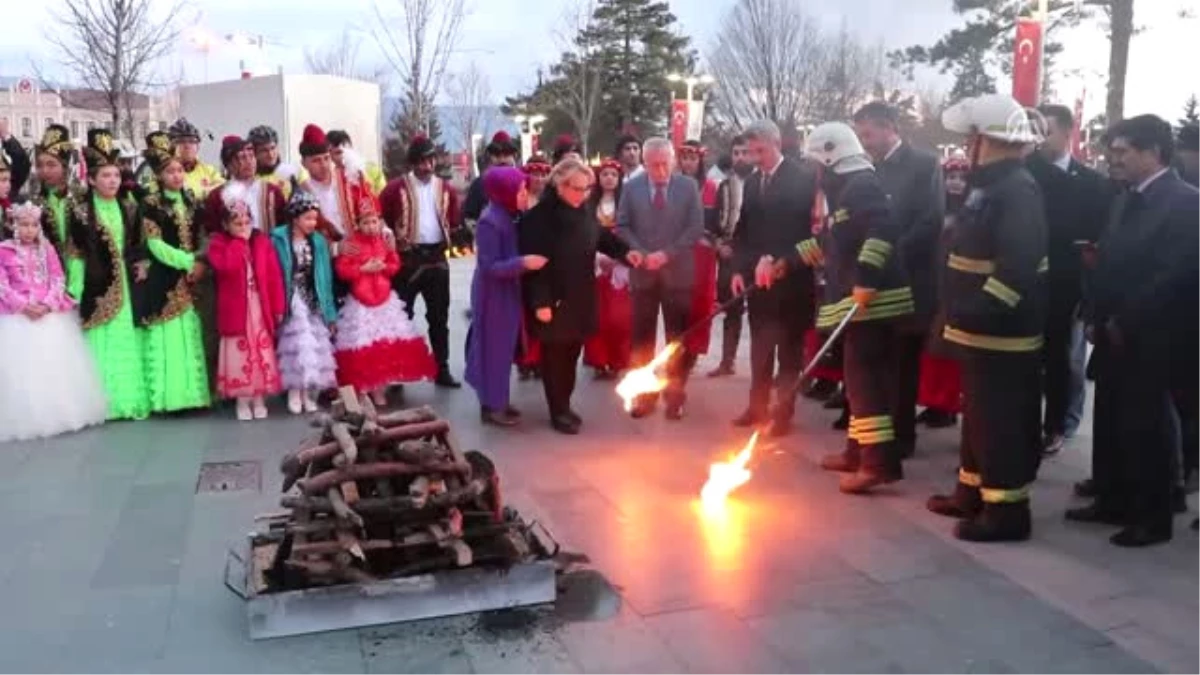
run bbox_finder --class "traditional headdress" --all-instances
[355,193,380,221]
[82,128,120,171]
[167,117,202,143]
[299,124,330,158]
[522,153,551,177]
[486,131,518,156]
[551,134,581,164]
[35,124,74,164]
[6,201,44,225]
[221,181,253,221]
[220,135,252,166]
[247,125,279,148]
[142,130,178,174]
[942,155,971,173]
[406,135,438,165]
[285,190,320,220]
[597,157,623,175]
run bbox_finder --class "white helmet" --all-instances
[942,93,1042,144]
[805,122,873,174]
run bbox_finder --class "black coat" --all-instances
[874,142,944,329]
[519,189,631,343]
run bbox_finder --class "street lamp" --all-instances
[667,72,715,102]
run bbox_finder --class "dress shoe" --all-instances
[927,483,983,519]
[481,408,519,427]
[1110,525,1172,548]
[551,414,581,435]
[1042,433,1065,457]
[765,418,792,438]
[1065,502,1126,526]
[820,450,858,473]
[731,410,765,427]
[955,503,1031,542]
[920,409,958,428]
[839,470,900,495]
[565,409,583,425]
[707,363,735,378]
[1073,478,1097,498]
[665,403,685,421]
[504,405,522,418]
[435,369,462,388]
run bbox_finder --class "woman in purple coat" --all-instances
[464,166,548,426]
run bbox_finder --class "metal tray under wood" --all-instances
[225,536,557,640]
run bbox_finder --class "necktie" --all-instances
[760,172,772,197]
[653,184,666,210]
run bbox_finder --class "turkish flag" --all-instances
[670,99,689,148]
[1012,18,1043,107]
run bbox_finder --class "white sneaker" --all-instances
[236,398,252,421]
[287,390,303,415]
[252,396,268,419]
[303,393,320,413]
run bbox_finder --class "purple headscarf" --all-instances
[482,166,527,214]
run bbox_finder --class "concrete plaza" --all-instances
[0,259,1195,673]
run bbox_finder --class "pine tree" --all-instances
[1180,94,1199,128]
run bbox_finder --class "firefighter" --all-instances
[788,122,914,494]
[926,93,1047,542]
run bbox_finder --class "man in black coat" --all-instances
[463,132,519,227]
[1026,104,1112,454]
[729,120,820,437]
[1068,115,1199,547]
[853,102,945,457]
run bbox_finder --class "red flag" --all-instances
[1012,18,1043,107]
[670,99,689,148]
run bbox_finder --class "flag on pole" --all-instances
[670,99,689,148]
[1012,18,1044,107]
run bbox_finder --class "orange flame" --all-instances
[614,343,679,412]
[700,432,758,512]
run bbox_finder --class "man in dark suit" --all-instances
[616,137,705,420]
[728,120,820,436]
[1026,104,1112,454]
[853,102,945,457]
[1068,115,1198,547]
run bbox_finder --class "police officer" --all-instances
[788,122,914,494]
[926,94,1047,542]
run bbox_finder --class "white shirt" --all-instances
[1051,152,1071,172]
[1135,167,1170,193]
[414,178,444,244]
[306,177,344,236]
[882,139,903,163]
[623,165,644,182]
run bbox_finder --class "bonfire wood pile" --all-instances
[255,388,538,592]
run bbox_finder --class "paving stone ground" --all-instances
[0,259,1195,673]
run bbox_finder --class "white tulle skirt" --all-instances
[0,311,108,442]
[276,293,337,391]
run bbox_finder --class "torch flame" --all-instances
[614,342,679,412]
[700,432,758,512]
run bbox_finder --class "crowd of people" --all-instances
[0,90,1196,549]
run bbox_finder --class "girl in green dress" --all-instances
[134,131,211,413]
[66,128,151,421]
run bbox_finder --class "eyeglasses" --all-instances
[562,181,592,193]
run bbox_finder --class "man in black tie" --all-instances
[729,120,820,436]
[1068,115,1199,547]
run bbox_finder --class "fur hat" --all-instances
[486,131,518,156]
[220,135,252,166]
[35,124,74,164]
[247,125,279,148]
[299,124,330,158]
[82,128,120,171]
[406,135,437,165]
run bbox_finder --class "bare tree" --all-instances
[304,28,392,94]
[41,0,187,139]
[807,24,888,123]
[444,62,492,155]
[544,0,602,156]
[368,0,468,135]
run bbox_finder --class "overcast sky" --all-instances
[0,0,1194,122]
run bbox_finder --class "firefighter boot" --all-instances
[927,481,983,519]
[820,439,859,472]
[839,443,903,495]
[954,501,1032,543]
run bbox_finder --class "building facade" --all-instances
[0,76,173,150]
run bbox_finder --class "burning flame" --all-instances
[614,343,679,412]
[700,432,758,512]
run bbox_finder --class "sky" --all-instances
[1,0,1195,124]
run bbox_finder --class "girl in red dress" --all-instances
[515,154,552,380]
[208,183,286,421]
[678,141,719,360]
[334,196,437,405]
[583,158,631,379]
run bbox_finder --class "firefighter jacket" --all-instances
[808,168,913,330]
[942,158,1048,353]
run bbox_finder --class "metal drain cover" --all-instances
[197,461,262,493]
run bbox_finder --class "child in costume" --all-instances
[271,191,338,414]
[66,128,152,421]
[0,202,107,441]
[135,131,211,414]
[582,158,632,379]
[334,195,437,405]
[208,183,286,421]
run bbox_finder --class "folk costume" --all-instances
[515,154,552,378]
[203,136,287,235]
[582,159,632,377]
[679,141,719,359]
[31,124,77,256]
[0,203,107,441]
[248,125,304,200]
[271,191,339,412]
[295,124,369,248]
[65,129,152,421]
[167,118,223,199]
[327,130,387,195]
[462,131,520,229]
[134,131,211,413]
[334,195,437,394]
[207,184,286,417]
[379,135,463,386]
[708,161,748,375]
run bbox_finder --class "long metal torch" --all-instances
[788,302,859,397]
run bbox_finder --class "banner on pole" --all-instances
[686,100,705,142]
[1012,18,1044,107]
[670,99,689,148]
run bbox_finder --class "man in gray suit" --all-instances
[617,137,705,419]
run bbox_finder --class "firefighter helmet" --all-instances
[942,94,1041,144]
[805,122,873,174]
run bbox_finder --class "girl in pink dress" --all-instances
[0,202,107,441]
[207,184,286,421]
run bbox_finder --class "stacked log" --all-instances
[258,388,537,591]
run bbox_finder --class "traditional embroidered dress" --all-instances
[136,188,210,413]
[271,226,338,392]
[334,230,437,391]
[583,196,632,372]
[208,230,285,398]
[0,234,107,441]
[685,176,720,356]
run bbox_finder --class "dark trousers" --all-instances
[1042,295,1078,437]
[714,256,745,366]
[844,321,902,474]
[746,283,808,419]
[395,247,451,370]
[959,349,1041,502]
[541,339,583,417]
[631,280,694,406]
[893,331,925,447]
